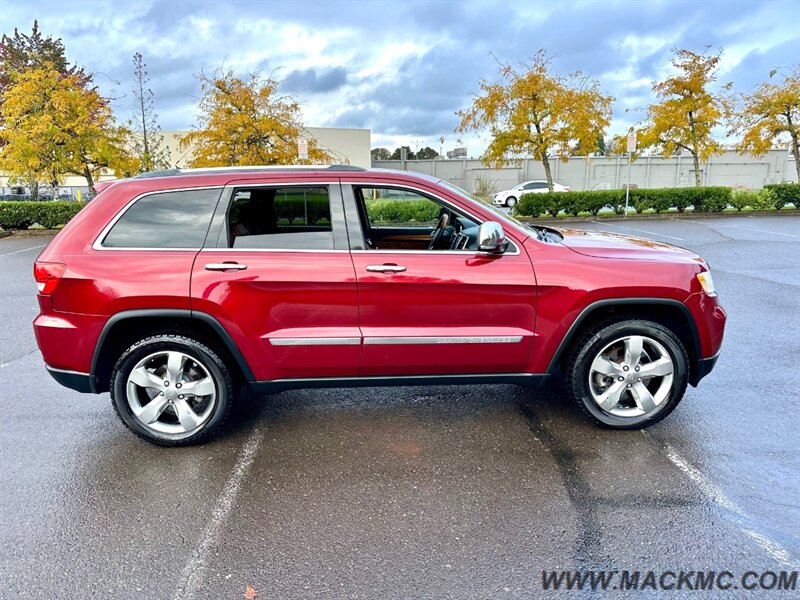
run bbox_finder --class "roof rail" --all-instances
[131,164,366,179]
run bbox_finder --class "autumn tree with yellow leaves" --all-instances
[0,64,136,197]
[456,50,614,191]
[636,48,733,187]
[732,66,800,181]
[181,70,334,167]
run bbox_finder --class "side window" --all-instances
[359,187,441,228]
[228,186,333,250]
[531,182,548,190]
[102,188,221,248]
[356,186,480,252]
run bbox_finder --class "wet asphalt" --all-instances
[0,214,798,599]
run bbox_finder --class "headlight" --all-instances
[696,271,716,296]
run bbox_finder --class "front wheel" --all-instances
[110,334,235,446]
[565,318,689,429]
[505,196,517,208]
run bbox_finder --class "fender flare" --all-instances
[90,309,255,392]
[545,297,701,374]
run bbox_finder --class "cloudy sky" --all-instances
[3,0,799,156]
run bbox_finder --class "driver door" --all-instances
[345,184,537,377]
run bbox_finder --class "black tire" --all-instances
[564,318,689,429]
[110,334,234,446]
[506,196,517,208]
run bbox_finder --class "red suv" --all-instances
[33,166,726,445]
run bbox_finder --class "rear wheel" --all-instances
[110,334,234,446]
[506,196,517,208]
[565,318,688,429]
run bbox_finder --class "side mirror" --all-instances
[478,221,507,253]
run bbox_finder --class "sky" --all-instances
[2,0,799,157]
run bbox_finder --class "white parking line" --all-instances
[655,436,799,569]
[676,218,800,238]
[0,243,47,257]
[173,427,264,600]
[590,221,684,241]
[714,224,799,238]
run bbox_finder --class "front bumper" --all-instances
[690,351,720,387]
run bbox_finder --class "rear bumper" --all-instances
[46,366,94,393]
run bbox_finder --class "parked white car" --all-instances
[492,180,571,207]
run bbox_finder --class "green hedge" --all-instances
[763,183,800,209]
[0,201,86,229]
[272,195,331,224]
[517,186,736,216]
[365,199,440,224]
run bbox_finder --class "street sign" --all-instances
[297,138,309,160]
[627,131,637,153]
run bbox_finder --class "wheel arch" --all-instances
[90,309,254,393]
[546,298,702,384]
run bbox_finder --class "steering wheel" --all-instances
[428,213,450,250]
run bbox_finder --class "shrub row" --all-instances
[764,183,800,209]
[516,185,799,217]
[0,201,86,229]
[365,199,440,224]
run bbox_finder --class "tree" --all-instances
[180,69,333,166]
[390,146,414,160]
[0,65,136,197]
[371,147,391,161]
[416,146,439,159]
[457,50,613,191]
[131,52,171,172]
[0,20,88,100]
[637,48,733,187]
[732,66,800,181]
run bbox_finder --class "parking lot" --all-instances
[1,214,798,599]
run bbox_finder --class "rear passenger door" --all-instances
[191,180,360,382]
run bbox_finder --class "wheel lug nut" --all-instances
[638,377,642,382]
[176,383,182,389]
[164,381,169,386]
[159,391,165,396]
[618,376,624,381]
[627,384,631,388]
[623,366,629,371]
[635,366,640,372]
[179,395,184,399]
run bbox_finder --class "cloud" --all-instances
[3,0,798,156]
[283,67,348,93]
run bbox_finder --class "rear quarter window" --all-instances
[101,188,221,248]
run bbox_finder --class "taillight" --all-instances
[34,262,66,295]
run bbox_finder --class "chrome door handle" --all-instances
[366,265,407,273]
[204,263,248,271]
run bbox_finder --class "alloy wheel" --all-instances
[126,350,217,435]
[587,335,674,418]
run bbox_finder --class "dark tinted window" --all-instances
[102,188,221,248]
[228,186,333,250]
[523,182,547,190]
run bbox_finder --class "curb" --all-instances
[513,209,800,223]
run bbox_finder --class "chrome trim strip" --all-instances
[46,366,91,376]
[92,185,225,251]
[200,247,350,254]
[269,337,361,346]
[364,336,523,345]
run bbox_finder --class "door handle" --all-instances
[366,264,407,273]
[204,263,248,271]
